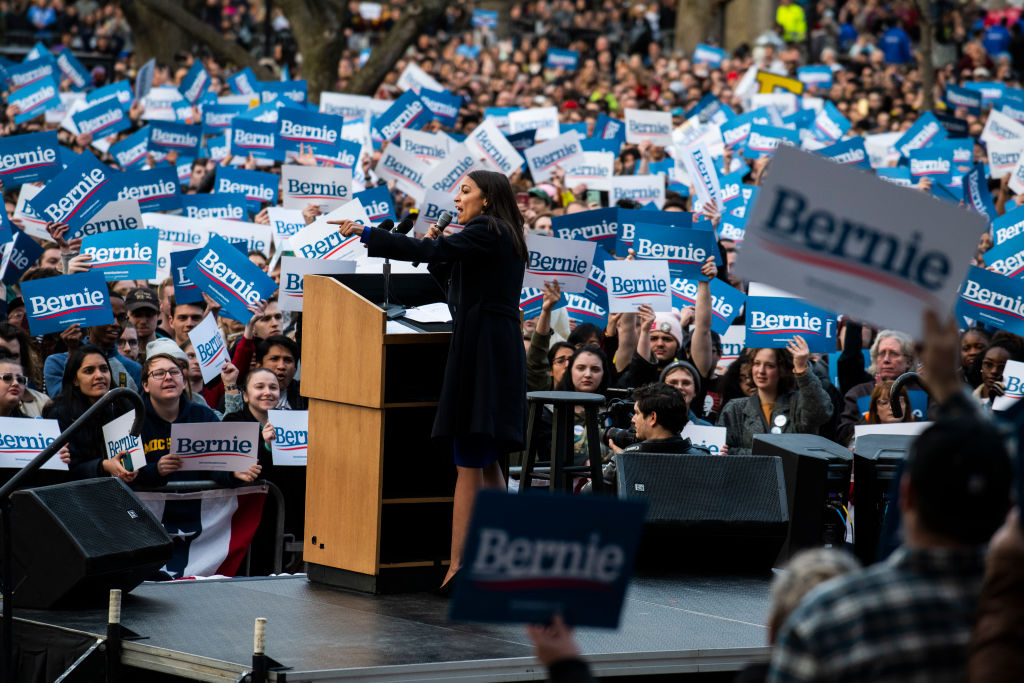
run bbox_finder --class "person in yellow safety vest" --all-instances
[777,0,807,43]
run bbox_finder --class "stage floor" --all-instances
[16,573,771,681]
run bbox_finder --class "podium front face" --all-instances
[302,275,456,593]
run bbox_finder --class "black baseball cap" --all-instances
[125,287,160,313]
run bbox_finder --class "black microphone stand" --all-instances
[383,221,406,320]
[382,252,405,320]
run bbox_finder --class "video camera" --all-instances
[601,387,637,449]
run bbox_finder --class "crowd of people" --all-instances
[0,0,1023,680]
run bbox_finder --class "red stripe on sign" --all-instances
[619,292,665,299]
[757,238,945,309]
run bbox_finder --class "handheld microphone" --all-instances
[393,209,418,235]
[435,211,453,233]
[413,211,454,267]
[378,219,395,232]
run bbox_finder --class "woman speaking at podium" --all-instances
[332,170,527,592]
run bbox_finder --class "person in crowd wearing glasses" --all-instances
[0,352,33,418]
[43,345,136,481]
[848,379,916,444]
[0,322,49,416]
[119,323,140,362]
[525,280,575,392]
[835,330,916,445]
[133,352,261,488]
[42,295,141,398]
[147,338,225,417]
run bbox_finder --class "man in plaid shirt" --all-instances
[766,411,1011,683]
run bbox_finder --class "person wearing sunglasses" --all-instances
[119,323,140,362]
[0,322,49,417]
[42,345,135,481]
[0,359,30,418]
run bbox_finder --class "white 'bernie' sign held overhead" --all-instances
[737,145,983,338]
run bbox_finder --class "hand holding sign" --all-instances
[294,143,318,167]
[102,453,137,482]
[637,303,656,333]
[541,280,562,312]
[67,252,93,274]
[60,323,83,350]
[302,203,322,226]
[702,200,722,229]
[525,616,580,668]
[787,335,811,374]
[45,220,78,253]
[701,255,718,280]
[233,462,262,483]
[220,361,239,390]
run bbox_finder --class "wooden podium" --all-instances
[301,273,455,593]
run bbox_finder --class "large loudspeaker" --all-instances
[752,434,853,564]
[5,479,173,608]
[616,453,788,571]
[853,435,913,565]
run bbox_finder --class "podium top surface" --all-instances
[331,273,448,310]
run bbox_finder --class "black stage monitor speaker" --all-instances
[616,453,788,571]
[853,435,914,566]
[752,434,853,564]
[5,478,173,608]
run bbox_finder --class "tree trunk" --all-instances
[343,0,449,96]
[275,0,345,104]
[478,0,513,41]
[916,0,936,113]
[131,0,274,79]
[121,1,191,67]
[722,0,775,52]
[675,0,717,55]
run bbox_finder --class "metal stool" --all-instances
[520,391,606,493]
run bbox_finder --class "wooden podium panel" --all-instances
[302,274,455,593]
[304,400,383,576]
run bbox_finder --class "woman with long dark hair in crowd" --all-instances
[331,169,527,592]
[43,345,135,481]
[863,380,916,428]
[717,337,834,454]
[0,321,48,415]
[553,344,614,468]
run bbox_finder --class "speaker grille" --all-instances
[618,454,788,524]
[29,479,164,558]
[10,478,172,608]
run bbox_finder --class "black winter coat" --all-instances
[46,396,134,480]
[366,215,527,452]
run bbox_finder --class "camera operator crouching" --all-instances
[593,382,711,491]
